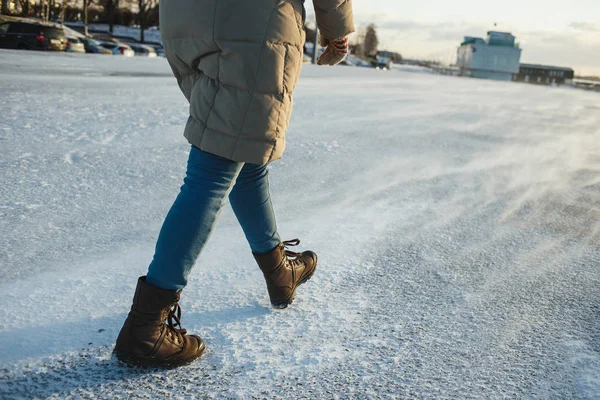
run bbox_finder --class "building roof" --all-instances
[520,63,573,72]
[461,32,518,47]
[487,31,514,36]
[460,37,485,46]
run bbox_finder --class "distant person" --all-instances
[114,0,354,367]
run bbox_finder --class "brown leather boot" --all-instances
[254,239,317,309]
[114,276,205,367]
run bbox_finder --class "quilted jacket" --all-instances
[160,0,354,164]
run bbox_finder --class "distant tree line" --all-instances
[2,2,404,57]
[1,0,159,41]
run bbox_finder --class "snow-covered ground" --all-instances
[1,49,599,399]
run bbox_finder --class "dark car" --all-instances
[0,20,67,51]
[79,37,112,55]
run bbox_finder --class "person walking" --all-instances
[114,0,354,367]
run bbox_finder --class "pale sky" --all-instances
[308,0,600,76]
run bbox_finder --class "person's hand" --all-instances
[317,36,349,66]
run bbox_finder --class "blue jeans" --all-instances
[146,146,281,290]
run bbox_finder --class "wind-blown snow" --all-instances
[1,49,599,399]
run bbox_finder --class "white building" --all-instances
[456,31,522,81]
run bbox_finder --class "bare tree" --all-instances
[363,23,379,57]
[101,0,118,32]
[1,0,11,15]
[42,0,49,21]
[82,0,91,35]
[58,0,75,23]
[16,0,31,17]
[137,0,158,42]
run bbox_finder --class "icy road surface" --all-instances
[1,50,599,399]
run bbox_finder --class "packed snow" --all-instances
[1,49,599,399]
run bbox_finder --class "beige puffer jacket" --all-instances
[160,0,354,165]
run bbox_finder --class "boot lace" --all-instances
[165,302,187,344]
[283,238,303,258]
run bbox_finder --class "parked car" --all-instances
[91,33,121,44]
[129,43,157,57]
[375,56,393,71]
[99,42,134,57]
[79,37,112,55]
[65,36,85,53]
[147,43,165,57]
[0,20,66,51]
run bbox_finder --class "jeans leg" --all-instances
[229,163,281,254]
[146,146,244,290]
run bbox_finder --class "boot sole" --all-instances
[114,341,206,368]
[271,256,318,309]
